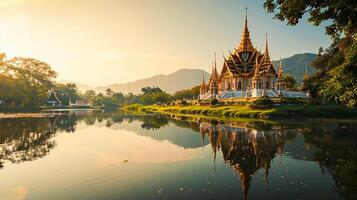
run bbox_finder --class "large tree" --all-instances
[264,0,357,108]
[1,56,57,107]
[55,83,80,105]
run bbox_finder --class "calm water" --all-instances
[0,111,356,200]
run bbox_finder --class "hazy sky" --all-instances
[0,0,330,86]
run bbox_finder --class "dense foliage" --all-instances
[283,74,297,90]
[79,85,200,107]
[210,98,219,106]
[264,0,357,108]
[250,96,274,110]
[55,83,80,105]
[0,55,57,108]
[172,86,200,100]
[263,0,356,38]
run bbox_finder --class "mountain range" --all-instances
[272,53,316,83]
[62,53,317,94]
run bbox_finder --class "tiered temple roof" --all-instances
[219,9,276,78]
[47,90,61,104]
[208,56,219,89]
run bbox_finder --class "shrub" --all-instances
[180,100,187,105]
[250,96,274,110]
[211,98,219,106]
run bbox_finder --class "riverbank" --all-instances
[0,113,56,119]
[122,104,357,119]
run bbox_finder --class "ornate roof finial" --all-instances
[238,6,254,52]
[278,57,284,78]
[245,5,248,31]
[214,52,217,67]
[214,52,218,74]
[265,33,269,57]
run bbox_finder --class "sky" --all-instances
[0,0,330,86]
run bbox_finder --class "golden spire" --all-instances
[238,6,254,52]
[278,57,283,78]
[201,70,205,85]
[265,33,269,57]
[214,52,217,73]
[244,5,248,35]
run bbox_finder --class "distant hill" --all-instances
[272,53,317,83]
[61,53,317,94]
[57,79,94,92]
[96,68,210,94]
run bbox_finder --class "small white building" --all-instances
[69,99,91,107]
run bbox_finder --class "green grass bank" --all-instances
[122,103,357,119]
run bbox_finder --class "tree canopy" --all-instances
[264,0,357,108]
[283,74,297,90]
[0,56,57,108]
[263,0,357,38]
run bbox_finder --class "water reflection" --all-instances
[0,112,356,199]
[200,122,286,200]
[0,115,76,168]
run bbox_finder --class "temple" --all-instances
[46,89,61,106]
[200,8,308,100]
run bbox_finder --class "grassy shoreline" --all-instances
[122,104,357,119]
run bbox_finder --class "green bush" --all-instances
[180,100,187,105]
[211,98,219,106]
[250,96,274,110]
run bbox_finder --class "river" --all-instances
[0,110,356,200]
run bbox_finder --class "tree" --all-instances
[173,85,200,100]
[263,0,356,38]
[140,94,154,105]
[106,88,114,96]
[83,90,96,101]
[264,0,357,108]
[1,57,57,107]
[283,74,297,90]
[55,83,80,105]
[92,96,103,107]
[113,92,125,105]
[141,86,163,94]
[319,41,357,108]
[153,92,171,104]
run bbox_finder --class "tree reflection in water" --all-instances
[0,112,355,199]
[0,115,77,168]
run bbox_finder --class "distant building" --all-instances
[200,8,308,100]
[69,99,91,107]
[47,90,61,106]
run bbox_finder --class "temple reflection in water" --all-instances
[200,121,285,200]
